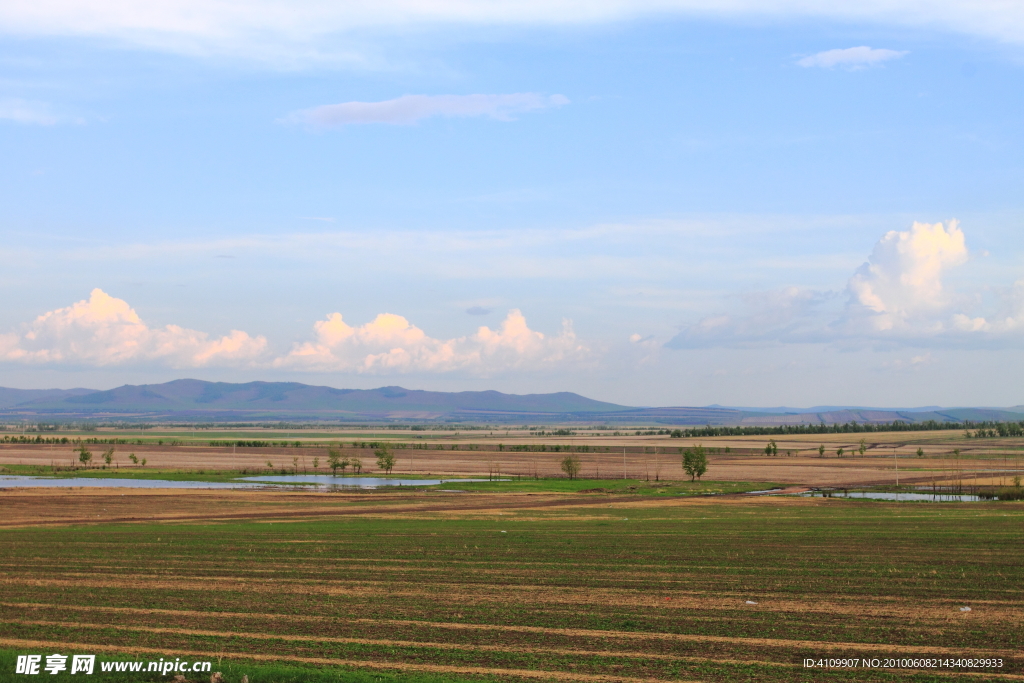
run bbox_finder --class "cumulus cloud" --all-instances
[0,98,59,125]
[283,93,569,127]
[1,2,1021,64]
[275,309,587,374]
[845,220,968,332]
[0,289,267,367]
[797,46,907,69]
[668,219,1024,349]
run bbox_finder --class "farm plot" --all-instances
[0,493,1021,682]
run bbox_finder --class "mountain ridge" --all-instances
[0,380,1021,425]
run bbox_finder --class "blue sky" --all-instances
[2,1,1023,407]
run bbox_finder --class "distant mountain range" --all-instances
[0,379,1021,425]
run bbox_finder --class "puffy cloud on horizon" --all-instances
[0,291,589,374]
[284,93,569,127]
[667,220,1024,349]
[275,309,588,374]
[797,46,907,69]
[0,289,267,367]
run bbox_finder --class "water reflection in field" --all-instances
[0,475,499,490]
[797,490,982,502]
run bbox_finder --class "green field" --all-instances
[0,495,1020,682]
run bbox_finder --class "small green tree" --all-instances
[128,453,138,465]
[102,448,114,466]
[818,444,825,458]
[76,444,92,467]
[351,457,363,474]
[327,449,342,475]
[682,445,708,481]
[312,456,320,470]
[560,455,581,479]
[858,439,866,457]
[916,447,924,458]
[836,447,844,458]
[140,458,147,467]
[375,444,395,474]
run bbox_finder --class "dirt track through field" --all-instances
[3,574,1020,625]
[0,637,701,683]
[4,608,1019,660]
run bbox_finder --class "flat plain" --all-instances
[1,488,1022,682]
[1,429,1022,682]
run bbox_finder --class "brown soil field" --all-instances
[1,486,1021,682]
[3,439,1020,487]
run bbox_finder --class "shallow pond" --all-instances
[0,474,497,490]
[0,475,271,489]
[797,490,983,502]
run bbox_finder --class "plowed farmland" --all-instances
[0,490,1021,682]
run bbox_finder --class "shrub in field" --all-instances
[559,455,581,479]
[351,456,363,474]
[818,444,825,457]
[76,444,92,467]
[102,448,114,466]
[128,453,138,465]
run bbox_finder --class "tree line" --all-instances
[670,419,1024,438]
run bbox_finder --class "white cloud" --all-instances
[0,98,59,125]
[0,289,267,367]
[797,46,907,69]
[283,93,569,127]
[668,219,1024,349]
[275,309,588,374]
[1,1,1023,64]
[845,220,968,332]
